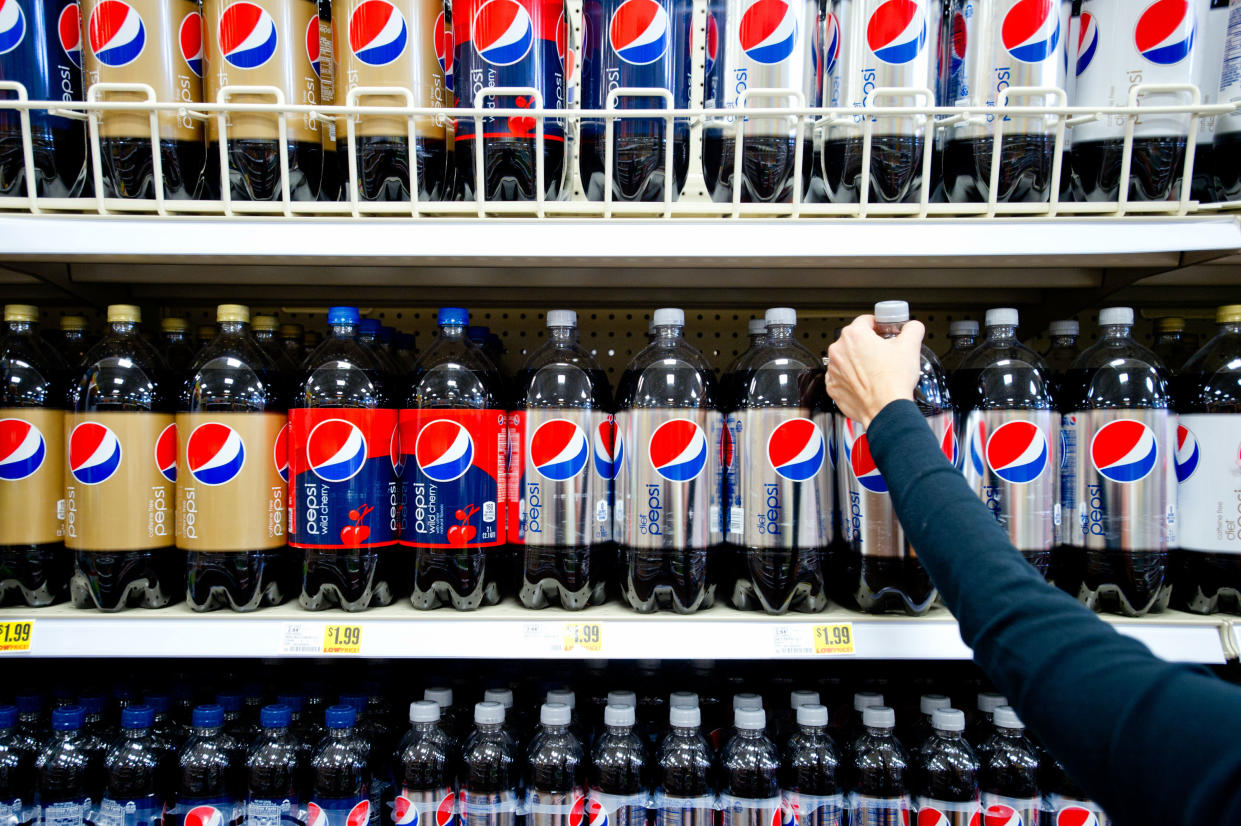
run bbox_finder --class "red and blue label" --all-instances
[1090,418,1158,484]
[88,0,145,66]
[867,0,926,65]
[434,11,453,90]
[181,803,235,826]
[1174,423,1198,483]
[289,408,399,549]
[739,0,797,64]
[59,3,81,67]
[0,0,27,56]
[0,417,46,480]
[349,0,408,66]
[767,418,825,481]
[983,420,1049,484]
[1076,10,1097,75]
[180,10,202,76]
[394,793,456,826]
[218,1,279,69]
[1001,0,1059,63]
[69,422,123,485]
[1135,0,1194,66]
[649,419,709,482]
[308,800,371,826]
[581,0,690,119]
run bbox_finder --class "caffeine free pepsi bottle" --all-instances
[460,701,520,826]
[779,704,843,826]
[161,319,196,374]
[525,703,585,826]
[309,705,371,826]
[252,315,299,373]
[849,706,910,826]
[978,708,1039,826]
[291,306,401,611]
[0,304,69,606]
[404,307,507,610]
[169,705,242,826]
[513,310,613,609]
[97,705,162,826]
[245,705,301,826]
[58,315,94,371]
[36,707,94,826]
[653,705,713,826]
[394,701,456,826]
[68,304,180,611]
[914,709,979,826]
[1060,307,1176,616]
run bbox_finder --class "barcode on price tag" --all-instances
[563,623,603,652]
[0,620,33,653]
[280,623,323,655]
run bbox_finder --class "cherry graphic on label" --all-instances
[340,504,374,546]
[446,504,480,546]
[508,96,535,136]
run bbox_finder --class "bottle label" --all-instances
[740,409,833,550]
[1044,795,1112,826]
[94,796,164,826]
[393,790,455,826]
[913,798,981,826]
[176,412,287,551]
[0,409,64,545]
[459,790,519,826]
[516,408,612,547]
[41,801,89,826]
[782,792,844,826]
[1217,2,1241,138]
[0,799,35,826]
[651,793,714,826]
[166,799,242,826]
[846,794,911,826]
[715,412,740,541]
[1059,412,1079,547]
[506,412,522,547]
[980,795,1040,826]
[307,800,371,826]
[718,794,779,826]
[245,798,300,826]
[524,789,585,826]
[399,409,505,549]
[1174,414,1241,553]
[960,409,1057,553]
[588,792,648,826]
[65,412,176,551]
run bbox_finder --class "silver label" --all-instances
[739,408,833,549]
[519,408,611,547]
[960,408,1057,552]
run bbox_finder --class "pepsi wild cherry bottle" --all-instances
[291,306,401,611]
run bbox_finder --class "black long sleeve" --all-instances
[866,399,1241,826]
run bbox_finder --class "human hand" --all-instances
[825,314,926,427]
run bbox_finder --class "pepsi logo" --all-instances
[218,1,279,69]
[69,422,122,485]
[347,801,371,826]
[307,418,368,483]
[987,420,1049,484]
[1001,0,1059,63]
[594,418,622,480]
[1091,419,1158,484]
[823,11,840,75]
[940,418,958,466]
[555,11,568,66]
[703,12,718,74]
[307,804,326,826]
[916,809,949,826]
[968,420,987,477]
[307,14,320,76]
[1175,423,1198,483]
[156,423,177,483]
[58,3,81,66]
[1076,11,1097,75]
[415,419,474,483]
[183,806,223,826]
[180,11,203,76]
[867,0,926,65]
[472,0,533,66]
[568,796,607,826]
[648,419,709,482]
[982,805,1023,826]
[739,0,797,65]
[1054,807,1098,826]
[349,0,407,66]
[436,793,456,826]
[950,10,967,74]
[778,799,796,826]
[1135,0,1194,65]
[0,418,46,481]
[531,419,589,481]
[434,12,453,91]
[0,0,26,55]
[767,418,825,482]
[88,0,146,66]
[390,425,404,477]
[719,421,735,469]
[609,0,669,65]
[274,422,289,482]
[393,796,419,826]
[844,424,887,494]
[186,422,246,486]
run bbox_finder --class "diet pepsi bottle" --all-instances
[394,701,456,826]
[404,307,507,610]
[978,708,1039,826]
[953,308,1057,578]
[1171,304,1241,613]
[460,702,520,826]
[1060,307,1176,615]
[653,705,713,826]
[170,705,242,826]
[513,310,614,609]
[0,304,69,606]
[718,709,779,826]
[291,306,401,611]
[1213,0,1241,200]
[914,709,980,826]
[1042,320,1080,379]
[730,308,831,614]
[848,707,910,826]
[907,694,950,751]
[36,707,94,826]
[837,301,952,615]
[96,706,162,826]
[245,705,301,826]
[1039,750,1111,826]
[1190,0,1230,202]
[525,704,585,826]
[616,308,722,612]
[589,704,647,826]
[965,693,1005,756]
[938,320,978,373]
[0,705,36,826]
[309,706,371,826]
[1071,0,1200,201]
[780,704,843,826]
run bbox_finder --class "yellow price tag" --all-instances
[563,622,603,652]
[813,623,854,655]
[0,620,33,653]
[323,624,362,654]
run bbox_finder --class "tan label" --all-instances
[81,0,205,140]
[0,410,65,546]
[333,0,445,140]
[176,412,286,551]
[319,12,337,147]
[203,0,320,142]
[65,412,176,551]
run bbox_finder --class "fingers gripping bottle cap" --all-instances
[796,704,829,727]
[1218,305,1241,324]
[977,693,1007,714]
[409,701,441,723]
[608,691,637,708]
[985,308,1019,328]
[652,308,684,328]
[122,705,155,729]
[328,306,361,326]
[217,304,250,324]
[107,304,141,324]
[1098,307,1134,327]
[474,701,506,725]
[854,692,884,712]
[1049,320,1080,337]
[52,706,85,731]
[484,689,514,709]
[790,690,820,709]
[670,706,701,728]
[547,310,577,327]
[4,305,37,323]
[764,307,797,327]
[993,707,1024,730]
[735,708,766,730]
[861,706,896,729]
[425,687,454,709]
[670,692,699,708]
[439,307,469,327]
[874,301,910,324]
[949,320,979,337]
[325,704,356,729]
[540,702,572,726]
[748,319,768,336]
[192,705,224,729]
[604,704,636,727]
[931,708,966,733]
[733,693,762,711]
[920,694,951,716]
[260,705,292,729]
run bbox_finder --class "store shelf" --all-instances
[0,601,1229,663]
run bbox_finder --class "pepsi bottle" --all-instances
[837,301,951,615]
[0,705,36,826]
[525,703,585,826]
[394,701,456,826]
[938,320,978,374]
[1060,307,1176,616]
[779,704,844,826]
[281,324,306,366]
[719,317,768,585]
[914,709,980,826]
[718,708,779,826]
[245,705,301,826]
[404,307,507,610]
[253,315,299,373]
[58,315,93,369]
[161,318,196,374]
[1038,750,1111,826]
[36,707,94,826]
[170,705,242,826]
[978,708,1039,826]
[0,304,69,606]
[616,308,721,613]
[97,705,162,826]
[460,701,520,826]
[1190,0,1229,202]
[730,307,831,614]
[424,688,462,747]
[68,304,181,611]
[589,703,647,826]
[291,306,401,611]
[849,707,910,826]
[1152,317,1197,371]
[653,705,713,826]
[1213,0,1241,200]
[906,694,950,752]
[1042,320,1081,380]
[513,310,614,609]
[309,706,371,826]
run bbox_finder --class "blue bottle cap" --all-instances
[466,325,488,342]
[215,693,242,712]
[0,706,16,727]
[78,694,105,715]
[358,319,381,334]
[14,694,42,714]
[378,326,395,343]
[51,706,85,731]
[276,694,304,712]
[328,306,360,326]
[261,704,293,729]
[192,705,225,728]
[143,693,170,713]
[122,705,154,729]
[325,704,355,729]
[339,693,367,713]
[438,307,468,326]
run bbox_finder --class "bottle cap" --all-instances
[547,310,577,327]
[861,706,895,729]
[796,704,829,727]
[1155,317,1185,333]
[652,308,684,327]
[425,687,453,708]
[669,706,701,727]
[1049,320,1079,337]
[216,693,241,712]
[733,693,762,711]
[14,694,41,714]
[735,708,766,730]
[608,691,636,708]
[993,706,1024,730]
[764,307,796,326]
[340,693,367,713]
[438,307,469,326]
[547,689,576,710]
[853,691,884,712]
[217,304,249,324]
[252,314,279,332]
[1218,305,1241,324]
[260,704,292,728]
[304,332,321,346]
[280,323,304,338]
[78,694,104,715]
[474,701,505,725]
[977,693,1007,714]
[604,704,636,727]
[328,306,361,326]
[192,705,224,728]
[409,701,441,724]
[931,709,966,733]
[540,702,571,726]
[985,308,1019,328]
[949,320,978,337]
[0,706,16,728]
[484,689,514,708]
[275,694,304,712]
[1098,307,1133,327]
[107,304,141,323]
[325,704,355,729]
[143,693,170,713]
[669,691,699,708]
[198,325,217,340]
[52,706,85,731]
[122,705,154,729]
[790,690,820,709]
[358,319,381,334]
[60,314,87,331]
[748,318,767,336]
[920,694,951,716]
[378,326,395,342]
[874,301,909,324]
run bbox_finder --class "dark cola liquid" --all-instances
[580,125,690,202]
[1213,132,1241,202]
[943,135,1056,204]
[702,132,813,203]
[98,137,205,200]
[454,135,565,201]
[341,136,447,201]
[917,732,977,804]
[1191,140,1216,202]
[204,139,323,201]
[1072,137,1186,202]
[0,126,88,198]
[823,136,924,204]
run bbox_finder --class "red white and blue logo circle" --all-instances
[1001,0,1059,63]
[568,796,607,826]
[393,796,418,826]
[390,425,404,477]
[950,9,967,78]
[415,419,474,483]
[0,418,45,481]
[766,418,825,482]
[309,802,370,826]
[187,422,246,486]
[88,0,146,66]
[648,418,708,482]
[307,14,320,76]
[434,12,453,91]
[982,805,1024,826]
[986,420,1049,484]
[308,418,368,483]
[1054,807,1098,826]
[609,0,669,65]
[0,0,26,55]
[1135,0,1194,66]
[472,0,533,66]
[156,423,177,483]
[184,806,225,826]
[531,419,589,481]
[274,422,289,482]
[58,3,81,66]
[739,0,797,65]
[180,11,203,76]
[70,423,122,486]
[916,808,949,826]
[1174,423,1198,483]
[349,0,407,66]
[703,12,718,75]
[940,418,958,467]
[1076,10,1098,75]
[846,429,887,494]
[823,11,840,76]
[594,418,622,480]
[867,0,926,65]
[434,794,456,826]
[218,1,279,70]
[1091,418,1158,484]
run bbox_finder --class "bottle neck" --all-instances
[7,320,34,336]
[548,325,576,343]
[605,724,632,737]
[1100,324,1131,341]
[864,725,891,737]
[331,322,356,339]
[122,726,149,739]
[476,722,503,735]
[987,325,1017,343]
[749,333,765,346]
[328,725,353,738]
[670,725,698,737]
[766,323,793,342]
[798,724,825,737]
[254,329,276,342]
[440,324,465,340]
[110,320,137,337]
[952,336,976,350]
[63,329,84,341]
[262,725,290,738]
[655,325,681,343]
[193,725,222,738]
[934,729,963,741]
[220,321,247,337]
[1222,322,1241,336]
[876,320,904,340]
[165,331,186,344]
[1050,335,1076,349]
[541,723,569,736]
[736,727,762,739]
[411,721,437,735]
[1158,331,1182,341]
